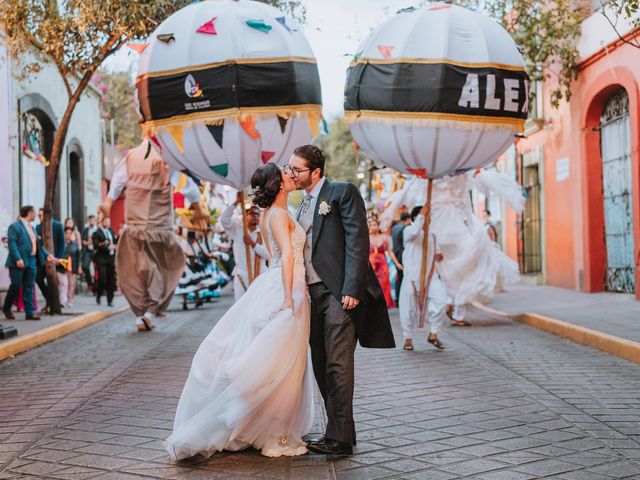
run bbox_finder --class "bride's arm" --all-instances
[269,209,294,309]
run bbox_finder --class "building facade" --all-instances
[496,7,640,300]
[0,39,103,291]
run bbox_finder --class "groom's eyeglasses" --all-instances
[283,164,311,178]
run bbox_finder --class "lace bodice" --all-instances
[265,208,306,269]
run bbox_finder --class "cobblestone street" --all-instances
[1,293,639,480]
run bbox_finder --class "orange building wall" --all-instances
[500,30,640,300]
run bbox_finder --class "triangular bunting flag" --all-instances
[407,168,428,178]
[246,19,272,33]
[275,16,292,32]
[127,43,148,54]
[157,33,175,43]
[175,172,188,191]
[196,17,217,35]
[276,115,288,134]
[377,45,394,59]
[165,125,184,153]
[261,151,276,164]
[210,164,229,177]
[181,168,202,186]
[150,135,163,153]
[144,140,152,160]
[239,115,261,139]
[206,123,224,149]
[308,112,320,139]
[322,118,329,134]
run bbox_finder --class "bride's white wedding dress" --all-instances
[164,208,314,460]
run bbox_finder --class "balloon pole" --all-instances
[239,191,254,284]
[417,179,433,327]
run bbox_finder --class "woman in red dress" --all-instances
[368,217,402,308]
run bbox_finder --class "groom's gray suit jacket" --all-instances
[305,179,395,349]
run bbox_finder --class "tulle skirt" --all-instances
[164,266,314,460]
[433,208,519,305]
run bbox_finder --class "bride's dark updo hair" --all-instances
[250,163,282,208]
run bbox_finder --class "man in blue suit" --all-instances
[3,206,54,320]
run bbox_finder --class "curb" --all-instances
[473,302,640,365]
[0,306,129,362]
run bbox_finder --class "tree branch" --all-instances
[601,7,640,49]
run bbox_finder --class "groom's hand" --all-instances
[342,295,360,310]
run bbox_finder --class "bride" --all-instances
[164,163,314,461]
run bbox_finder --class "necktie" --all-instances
[297,193,312,221]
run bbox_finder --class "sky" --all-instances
[102,0,427,121]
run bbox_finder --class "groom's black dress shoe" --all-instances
[304,435,356,446]
[306,438,353,456]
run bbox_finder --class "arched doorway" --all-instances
[600,88,635,293]
[19,94,59,218]
[67,142,84,226]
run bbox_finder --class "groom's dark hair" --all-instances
[293,145,325,177]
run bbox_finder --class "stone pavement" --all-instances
[0,294,639,479]
[488,283,640,343]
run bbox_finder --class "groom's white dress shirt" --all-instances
[297,177,325,285]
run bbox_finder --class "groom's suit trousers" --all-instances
[309,281,357,445]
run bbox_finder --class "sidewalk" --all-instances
[484,283,640,363]
[0,292,128,360]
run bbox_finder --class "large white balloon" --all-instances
[344,3,529,178]
[136,0,322,189]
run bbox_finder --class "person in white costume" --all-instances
[164,163,313,461]
[430,172,521,325]
[380,169,524,326]
[399,205,447,351]
[220,194,268,301]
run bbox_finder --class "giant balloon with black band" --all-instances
[134,0,322,191]
[134,0,323,284]
[344,2,529,319]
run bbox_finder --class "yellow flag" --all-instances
[176,172,188,191]
[165,125,184,153]
[308,112,320,139]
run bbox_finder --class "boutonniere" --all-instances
[318,199,331,216]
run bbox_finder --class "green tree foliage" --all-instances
[92,71,141,150]
[318,120,369,186]
[414,0,584,107]
[0,0,192,313]
[483,0,584,107]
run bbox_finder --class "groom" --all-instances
[288,145,395,456]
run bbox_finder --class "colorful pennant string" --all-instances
[165,125,184,153]
[181,168,202,186]
[239,115,261,139]
[175,173,188,191]
[377,45,394,59]
[276,115,288,134]
[196,17,217,35]
[275,16,292,32]
[210,164,229,177]
[127,43,148,54]
[322,118,329,134]
[144,140,152,160]
[246,19,272,33]
[206,123,224,148]
[261,151,276,164]
[149,135,163,153]
[307,112,320,139]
